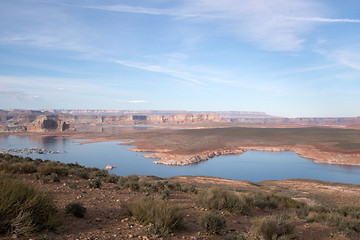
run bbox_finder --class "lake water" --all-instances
[1,135,359,185]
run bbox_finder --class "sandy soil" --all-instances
[2,173,359,240]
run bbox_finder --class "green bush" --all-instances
[49,173,60,182]
[88,178,101,188]
[309,205,331,213]
[0,175,60,237]
[65,202,87,218]
[118,175,141,191]
[296,206,310,219]
[199,212,226,234]
[3,162,38,174]
[338,205,360,219]
[127,174,139,182]
[123,197,182,236]
[244,192,278,209]
[194,187,248,215]
[37,165,68,176]
[129,181,140,191]
[161,189,171,200]
[224,234,247,240]
[105,174,119,183]
[257,214,294,240]
[307,211,360,239]
[244,192,303,210]
[70,169,89,179]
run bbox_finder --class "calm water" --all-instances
[1,135,359,185]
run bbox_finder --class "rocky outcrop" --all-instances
[146,114,223,125]
[230,117,360,127]
[27,116,74,132]
[60,113,224,127]
[147,149,246,165]
[133,145,360,166]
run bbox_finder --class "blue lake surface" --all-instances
[1,135,359,185]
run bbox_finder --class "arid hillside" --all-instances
[0,154,359,240]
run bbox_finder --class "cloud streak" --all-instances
[87,0,323,51]
[86,5,197,18]
[117,100,148,103]
[289,17,360,23]
[110,59,205,86]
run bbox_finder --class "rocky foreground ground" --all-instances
[1,153,360,240]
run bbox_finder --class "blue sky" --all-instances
[1,0,360,117]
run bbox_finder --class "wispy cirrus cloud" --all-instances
[317,49,360,71]
[288,17,360,23]
[277,64,335,76]
[87,0,320,51]
[86,4,197,18]
[110,59,205,86]
[334,51,360,71]
[87,0,360,52]
[117,100,148,103]
[0,1,93,53]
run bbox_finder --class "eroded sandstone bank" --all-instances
[129,145,360,166]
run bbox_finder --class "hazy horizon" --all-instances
[1,1,360,118]
[2,108,360,119]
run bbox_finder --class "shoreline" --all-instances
[131,145,360,166]
[2,128,360,167]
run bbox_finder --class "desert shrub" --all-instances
[309,205,331,213]
[0,175,60,237]
[194,187,248,215]
[161,189,171,200]
[173,182,182,191]
[118,175,141,191]
[190,185,198,194]
[224,234,247,240]
[89,178,101,188]
[0,162,10,172]
[123,197,182,236]
[65,181,78,189]
[65,202,86,218]
[166,183,175,190]
[338,205,360,219]
[49,173,60,182]
[37,164,68,176]
[40,175,51,184]
[307,211,360,239]
[257,214,294,240]
[94,169,109,179]
[245,192,278,210]
[129,181,140,191]
[272,194,306,209]
[245,192,304,210]
[19,162,38,174]
[118,176,128,186]
[296,206,310,219]
[199,212,226,234]
[156,180,166,190]
[105,174,119,183]
[4,162,38,174]
[127,174,139,182]
[70,169,89,179]
[143,183,159,193]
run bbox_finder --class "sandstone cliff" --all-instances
[27,116,75,132]
[58,113,224,126]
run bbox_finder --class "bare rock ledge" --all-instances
[132,145,360,166]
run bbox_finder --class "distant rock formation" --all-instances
[57,113,224,127]
[229,117,360,127]
[1,109,360,131]
[27,116,74,132]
